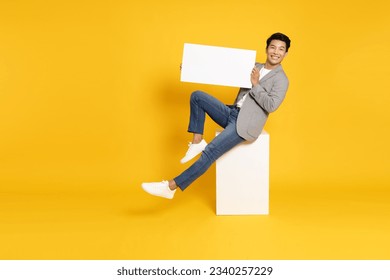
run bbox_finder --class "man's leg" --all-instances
[141,93,241,198]
[174,107,244,190]
[187,90,230,136]
[181,90,231,163]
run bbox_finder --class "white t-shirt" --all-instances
[236,67,271,108]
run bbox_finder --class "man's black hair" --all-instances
[266,33,291,52]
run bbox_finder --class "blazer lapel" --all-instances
[259,64,282,84]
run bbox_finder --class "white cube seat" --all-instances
[216,130,269,215]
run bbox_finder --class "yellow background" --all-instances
[1,0,389,259]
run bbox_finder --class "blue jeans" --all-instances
[174,90,245,190]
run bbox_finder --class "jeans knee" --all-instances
[190,90,204,102]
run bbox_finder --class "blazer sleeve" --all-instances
[248,73,289,113]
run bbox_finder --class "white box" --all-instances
[180,43,256,88]
[216,130,269,215]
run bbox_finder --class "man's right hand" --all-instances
[250,66,260,87]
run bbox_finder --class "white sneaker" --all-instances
[141,180,176,199]
[180,139,207,164]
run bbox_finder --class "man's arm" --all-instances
[249,75,289,113]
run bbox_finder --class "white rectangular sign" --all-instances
[180,43,256,88]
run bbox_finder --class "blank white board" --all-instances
[180,43,256,88]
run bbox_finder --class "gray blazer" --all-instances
[233,62,289,141]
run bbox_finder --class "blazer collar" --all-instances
[256,63,283,83]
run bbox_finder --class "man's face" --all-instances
[266,39,288,67]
